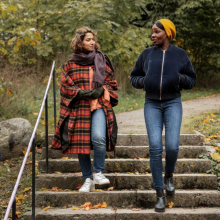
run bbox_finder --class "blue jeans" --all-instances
[144,97,182,189]
[78,108,106,179]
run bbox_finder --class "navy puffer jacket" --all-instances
[130,44,196,100]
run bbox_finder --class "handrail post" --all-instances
[32,137,36,220]
[53,69,57,131]
[3,61,56,220]
[12,199,16,220]
[45,96,49,173]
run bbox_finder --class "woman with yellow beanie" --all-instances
[130,19,196,212]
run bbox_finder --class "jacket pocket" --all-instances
[163,74,180,93]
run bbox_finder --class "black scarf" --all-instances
[71,50,114,88]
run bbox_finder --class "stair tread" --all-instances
[37,173,216,177]
[39,158,209,161]
[35,189,220,193]
[24,207,220,215]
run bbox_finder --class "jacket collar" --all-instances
[155,43,173,52]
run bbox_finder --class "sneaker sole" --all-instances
[94,181,110,185]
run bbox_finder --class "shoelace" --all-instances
[96,173,106,179]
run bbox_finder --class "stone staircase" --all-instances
[24,134,220,219]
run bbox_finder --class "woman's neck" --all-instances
[161,41,170,51]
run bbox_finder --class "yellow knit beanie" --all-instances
[157,19,176,40]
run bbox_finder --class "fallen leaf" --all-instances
[94,189,103,191]
[101,202,107,208]
[23,187,31,193]
[168,202,174,208]
[204,138,211,142]
[93,203,102,208]
[81,202,92,208]
[77,184,82,190]
[61,157,69,159]
[52,187,58,191]
[72,206,79,210]
[33,112,38,116]
[107,187,114,191]
[84,206,90,211]
[43,206,51,211]
[131,208,141,211]
[6,89,13,96]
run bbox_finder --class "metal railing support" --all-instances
[4,61,55,220]
[32,138,36,220]
[12,199,16,220]
[45,96,49,173]
[53,69,57,130]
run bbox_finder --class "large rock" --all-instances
[0,118,32,161]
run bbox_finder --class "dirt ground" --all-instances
[116,95,220,134]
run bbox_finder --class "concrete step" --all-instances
[38,158,211,174]
[33,190,220,208]
[36,173,217,190]
[41,146,207,159]
[48,133,203,146]
[23,207,220,220]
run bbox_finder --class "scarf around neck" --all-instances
[71,50,114,88]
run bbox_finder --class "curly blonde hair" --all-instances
[70,27,100,53]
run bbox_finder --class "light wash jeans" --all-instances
[78,108,106,179]
[144,97,182,189]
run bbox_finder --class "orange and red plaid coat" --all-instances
[51,59,118,154]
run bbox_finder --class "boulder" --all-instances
[0,118,32,161]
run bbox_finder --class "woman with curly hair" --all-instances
[130,19,196,212]
[52,27,118,192]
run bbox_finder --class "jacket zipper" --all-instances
[160,51,165,100]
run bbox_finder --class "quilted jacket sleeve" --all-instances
[179,52,196,90]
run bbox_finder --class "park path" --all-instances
[116,94,220,134]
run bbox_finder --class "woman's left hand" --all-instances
[90,87,104,99]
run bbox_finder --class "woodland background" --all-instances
[0,0,220,128]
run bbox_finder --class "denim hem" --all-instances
[83,175,93,180]
[93,169,105,173]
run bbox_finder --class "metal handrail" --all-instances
[4,61,56,220]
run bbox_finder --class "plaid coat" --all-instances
[51,59,118,154]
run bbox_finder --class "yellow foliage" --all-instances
[30,40,36,46]
[6,89,13,96]
[23,187,31,193]
[212,152,220,162]
[8,39,13,45]
[204,138,211,142]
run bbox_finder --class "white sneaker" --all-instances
[93,172,110,185]
[79,178,95,193]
